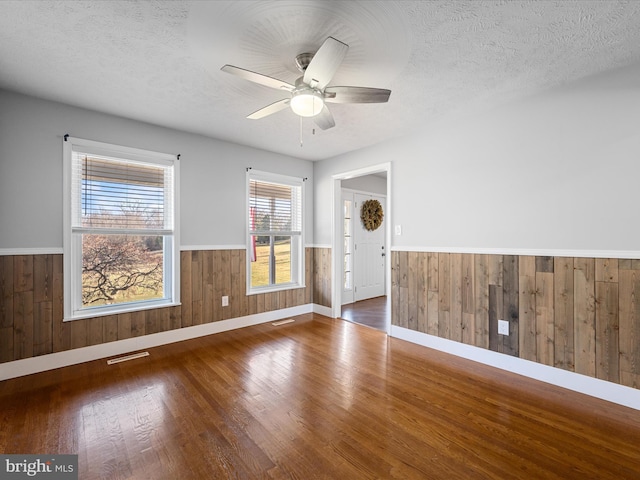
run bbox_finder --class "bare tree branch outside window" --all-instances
[81,206,163,306]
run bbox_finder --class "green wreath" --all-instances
[360,199,384,231]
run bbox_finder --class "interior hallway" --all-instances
[340,295,389,331]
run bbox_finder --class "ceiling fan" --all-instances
[221,36,391,130]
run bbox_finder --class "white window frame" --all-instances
[63,136,180,321]
[246,169,305,295]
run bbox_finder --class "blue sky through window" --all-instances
[82,179,164,229]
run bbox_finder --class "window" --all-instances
[343,198,352,291]
[63,137,179,320]
[247,170,304,293]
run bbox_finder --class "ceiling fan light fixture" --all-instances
[222,37,390,130]
[290,89,324,117]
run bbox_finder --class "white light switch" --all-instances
[222,296,229,307]
[395,225,402,235]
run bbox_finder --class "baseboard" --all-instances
[312,304,333,317]
[0,304,313,381]
[391,326,640,411]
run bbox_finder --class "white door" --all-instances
[354,193,386,301]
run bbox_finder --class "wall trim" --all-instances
[391,246,640,259]
[312,304,333,317]
[173,246,640,258]
[391,326,640,411]
[0,304,313,381]
[0,248,63,256]
[341,187,388,198]
[180,244,245,251]
[0,245,326,255]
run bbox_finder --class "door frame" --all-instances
[331,162,392,335]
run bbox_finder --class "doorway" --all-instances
[342,191,386,304]
[332,164,391,333]
[340,295,390,331]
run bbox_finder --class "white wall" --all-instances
[341,174,387,195]
[0,90,313,251]
[314,65,640,253]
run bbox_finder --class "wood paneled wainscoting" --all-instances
[312,247,331,308]
[0,247,334,365]
[391,251,640,391]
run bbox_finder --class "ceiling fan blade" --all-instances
[303,37,348,90]
[324,86,391,104]
[221,65,295,91]
[247,99,291,119]
[313,105,335,130]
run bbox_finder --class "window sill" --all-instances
[64,300,181,322]
[247,283,306,296]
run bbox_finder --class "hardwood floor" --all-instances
[1,314,639,479]
[340,295,389,331]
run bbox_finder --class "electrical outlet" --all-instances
[498,319,509,335]
[222,295,229,307]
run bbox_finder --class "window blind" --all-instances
[249,179,301,234]
[71,152,174,233]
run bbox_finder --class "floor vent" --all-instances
[107,351,150,365]
[272,319,295,326]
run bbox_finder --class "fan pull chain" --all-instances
[300,116,303,147]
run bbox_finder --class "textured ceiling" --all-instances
[1,1,640,161]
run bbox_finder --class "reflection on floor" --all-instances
[340,295,389,331]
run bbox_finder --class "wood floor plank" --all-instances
[340,295,388,331]
[1,314,639,479]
